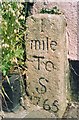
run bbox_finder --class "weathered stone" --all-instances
[26,14,67,117]
[25,109,56,118]
[33,1,78,60]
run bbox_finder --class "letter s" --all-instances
[36,77,48,94]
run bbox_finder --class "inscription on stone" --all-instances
[36,77,48,94]
[30,38,57,50]
[26,14,67,117]
[33,55,55,71]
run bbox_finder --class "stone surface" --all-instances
[26,14,67,117]
[63,102,79,119]
[25,109,56,118]
[32,1,79,60]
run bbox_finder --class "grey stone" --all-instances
[26,14,67,117]
[63,102,79,119]
[25,109,56,118]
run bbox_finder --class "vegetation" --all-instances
[0,2,27,76]
[40,6,61,14]
[0,1,31,111]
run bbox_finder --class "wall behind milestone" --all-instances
[31,1,79,60]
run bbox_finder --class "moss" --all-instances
[40,6,61,15]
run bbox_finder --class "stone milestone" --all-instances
[26,14,67,117]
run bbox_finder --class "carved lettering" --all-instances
[45,61,55,72]
[51,100,59,113]
[33,55,55,71]
[43,99,51,111]
[30,39,57,51]
[43,99,59,113]
[33,55,44,70]
[34,96,40,105]
[31,40,41,50]
[41,19,44,32]
[46,37,49,50]
[36,77,48,94]
[50,41,57,51]
[42,40,45,50]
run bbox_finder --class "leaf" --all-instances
[2,86,13,103]
[0,90,4,97]
[6,75,10,86]
[3,70,7,76]
[1,2,26,77]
